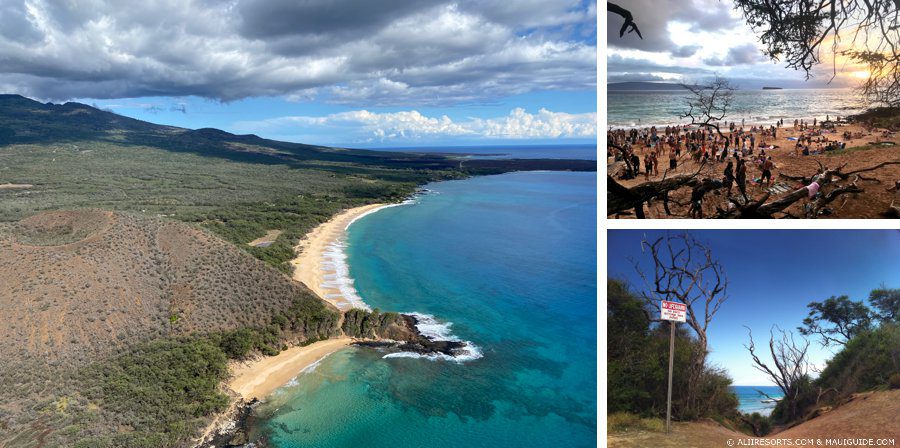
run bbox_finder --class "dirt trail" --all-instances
[609,390,900,448]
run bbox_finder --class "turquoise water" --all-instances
[248,171,598,447]
[732,386,785,416]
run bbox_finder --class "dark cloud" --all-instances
[236,0,430,38]
[0,0,596,104]
[607,0,740,55]
[607,54,713,76]
[607,73,669,83]
[703,43,766,66]
[671,45,702,58]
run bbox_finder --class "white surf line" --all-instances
[319,200,418,312]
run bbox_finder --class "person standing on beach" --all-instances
[668,148,677,173]
[723,161,735,196]
[761,156,774,187]
[689,183,707,218]
[736,159,748,202]
[644,152,653,180]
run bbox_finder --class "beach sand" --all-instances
[197,205,390,446]
[609,122,900,218]
[223,204,388,400]
[291,203,387,311]
[228,337,354,400]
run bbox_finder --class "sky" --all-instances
[607,230,900,386]
[0,0,597,148]
[606,0,870,89]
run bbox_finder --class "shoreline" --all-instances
[196,203,398,447]
[291,203,393,312]
[228,337,354,400]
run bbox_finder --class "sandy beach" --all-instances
[196,205,392,446]
[291,203,387,311]
[228,337,354,400]
[609,121,900,218]
[223,204,391,400]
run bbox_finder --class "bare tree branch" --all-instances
[680,75,735,138]
[608,3,643,39]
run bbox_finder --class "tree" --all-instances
[680,75,736,137]
[607,172,704,218]
[734,0,900,107]
[632,233,728,414]
[744,326,814,422]
[716,160,900,218]
[607,279,739,419]
[868,286,900,322]
[798,295,873,347]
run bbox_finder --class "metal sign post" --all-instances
[661,300,687,435]
[667,319,674,434]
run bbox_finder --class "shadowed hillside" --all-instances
[0,210,339,447]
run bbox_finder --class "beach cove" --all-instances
[245,171,598,447]
[197,170,597,447]
[195,203,393,446]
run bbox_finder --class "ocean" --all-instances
[368,144,598,160]
[246,171,598,447]
[732,386,785,416]
[608,88,866,128]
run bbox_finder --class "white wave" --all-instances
[382,312,483,363]
[311,200,421,312]
[343,201,415,231]
[382,344,483,363]
[318,239,370,311]
[404,312,460,341]
[299,351,333,375]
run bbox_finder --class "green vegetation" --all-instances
[342,308,405,339]
[76,338,229,447]
[766,287,899,426]
[815,323,900,396]
[0,95,593,447]
[890,373,900,389]
[43,290,339,447]
[607,412,665,433]
[738,412,772,437]
[851,107,900,131]
[607,280,740,421]
[799,295,874,347]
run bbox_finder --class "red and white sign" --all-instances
[661,300,687,322]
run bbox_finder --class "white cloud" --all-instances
[234,108,597,143]
[0,0,596,104]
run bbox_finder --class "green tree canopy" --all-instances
[868,286,899,322]
[798,295,872,347]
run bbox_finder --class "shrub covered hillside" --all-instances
[0,95,593,273]
[0,210,340,447]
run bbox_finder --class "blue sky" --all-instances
[608,230,900,386]
[0,0,597,148]
[76,90,598,148]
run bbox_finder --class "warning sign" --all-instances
[661,300,687,322]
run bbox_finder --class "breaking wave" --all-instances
[382,313,483,363]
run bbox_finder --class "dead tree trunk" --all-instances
[632,234,728,416]
[607,174,699,218]
[718,161,900,218]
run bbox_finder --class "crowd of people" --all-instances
[607,122,781,199]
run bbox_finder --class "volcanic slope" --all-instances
[0,209,339,447]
